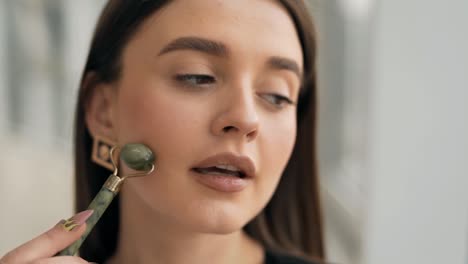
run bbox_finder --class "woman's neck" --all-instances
[105,187,265,264]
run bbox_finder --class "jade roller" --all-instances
[57,143,155,256]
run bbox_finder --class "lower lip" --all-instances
[190,169,249,192]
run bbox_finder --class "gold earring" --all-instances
[91,135,117,171]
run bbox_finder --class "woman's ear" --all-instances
[83,73,118,140]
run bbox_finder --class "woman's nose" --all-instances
[211,87,259,142]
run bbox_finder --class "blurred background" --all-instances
[0,1,467,263]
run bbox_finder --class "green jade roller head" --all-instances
[57,143,155,256]
[121,143,155,172]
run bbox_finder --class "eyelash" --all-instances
[174,74,295,108]
[175,74,215,86]
[261,94,295,108]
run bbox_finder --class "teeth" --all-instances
[214,164,240,172]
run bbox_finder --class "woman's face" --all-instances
[112,0,303,233]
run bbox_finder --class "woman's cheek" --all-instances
[115,85,205,186]
[116,83,194,142]
[262,119,296,179]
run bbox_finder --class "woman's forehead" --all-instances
[128,0,303,69]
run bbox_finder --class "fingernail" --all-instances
[61,210,94,232]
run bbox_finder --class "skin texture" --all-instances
[85,0,303,263]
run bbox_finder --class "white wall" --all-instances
[363,0,468,263]
[0,0,106,255]
[0,1,7,133]
[314,1,374,263]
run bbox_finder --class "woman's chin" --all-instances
[182,207,253,235]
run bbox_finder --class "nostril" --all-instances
[247,130,257,137]
[223,126,236,133]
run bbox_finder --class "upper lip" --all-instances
[191,152,256,179]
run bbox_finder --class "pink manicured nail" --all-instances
[61,210,94,232]
[70,210,94,225]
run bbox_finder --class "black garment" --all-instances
[264,249,317,264]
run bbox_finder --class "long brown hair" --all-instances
[74,0,324,263]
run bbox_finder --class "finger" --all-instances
[0,210,93,264]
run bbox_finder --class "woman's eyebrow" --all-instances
[158,36,229,57]
[267,56,302,80]
[158,36,302,79]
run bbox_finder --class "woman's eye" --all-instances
[261,94,295,108]
[175,74,215,86]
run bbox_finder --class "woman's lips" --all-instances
[190,169,250,192]
[190,152,256,192]
[191,152,256,179]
